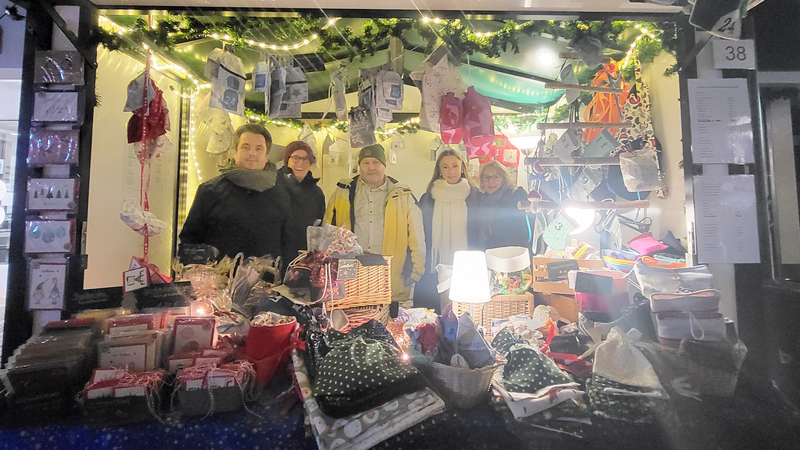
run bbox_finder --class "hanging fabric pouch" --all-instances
[619,150,660,192]
[439,92,464,144]
[348,106,377,148]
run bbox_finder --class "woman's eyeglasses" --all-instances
[481,174,503,182]
[290,155,310,163]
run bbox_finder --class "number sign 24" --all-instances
[712,39,756,70]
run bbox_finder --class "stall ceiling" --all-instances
[92,0,681,13]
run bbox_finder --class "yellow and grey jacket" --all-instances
[323,176,426,300]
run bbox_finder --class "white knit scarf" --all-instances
[431,178,471,267]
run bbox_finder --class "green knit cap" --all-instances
[358,144,387,166]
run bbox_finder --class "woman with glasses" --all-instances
[476,160,531,251]
[277,141,325,258]
[413,149,481,312]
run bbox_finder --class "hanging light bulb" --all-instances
[565,208,595,235]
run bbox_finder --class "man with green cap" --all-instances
[324,143,425,315]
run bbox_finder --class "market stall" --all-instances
[2,1,798,449]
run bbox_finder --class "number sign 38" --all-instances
[712,39,756,70]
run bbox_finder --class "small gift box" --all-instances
[175,361,255,416]
[81,368,166,425]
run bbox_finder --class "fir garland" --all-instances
[94,15,677,70]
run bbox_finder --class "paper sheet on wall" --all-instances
[123,144,140,196]
[124,145,170,195]
[693,175,760,263]
[688,79,754,164]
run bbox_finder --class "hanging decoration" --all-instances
[195,92,235,155]
[206,47,246,116]
[120,53,171,270]
[269,61,309,119]
[582,60,629,144]
[615,59,662,194]
[330,65,349,121]
[298,123,317,150]
[413,54,467,133]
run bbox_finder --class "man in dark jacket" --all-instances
[180,124,293,265]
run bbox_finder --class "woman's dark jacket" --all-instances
[475,186,531,251]
[276,166,326,258]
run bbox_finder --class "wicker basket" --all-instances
[452,293,535,334]
[428,358,505,408]
[328,256,392,309]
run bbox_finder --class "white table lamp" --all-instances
[449,251,491,318]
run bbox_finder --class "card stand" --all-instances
[176,386,244,417]
[5,389,79,425]
[82,384,166,426]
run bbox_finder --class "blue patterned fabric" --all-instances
[0,403,315,450]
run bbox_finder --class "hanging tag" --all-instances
[543,213,578,251]
[252,61,270,93]
[552,129,580,164]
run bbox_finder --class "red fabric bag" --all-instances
[243,319,297,387]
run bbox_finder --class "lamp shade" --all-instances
[449,251,491,304]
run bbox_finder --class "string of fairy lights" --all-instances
[621,23,661,69]
[97,13,659,179]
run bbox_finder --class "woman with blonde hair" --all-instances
[476,160,531,250]
[413,149,480,312]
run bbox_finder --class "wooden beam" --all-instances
[536,122,632,130]
[525,157,620,166]
[544,81,624,94]
[518,200,650,211]
[559,52,611,63]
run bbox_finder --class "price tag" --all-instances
[713,39,756,70]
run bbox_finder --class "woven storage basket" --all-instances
[678,340,747,397]
[453,293,535,333]
[328,256,392,309]
[428,358,505,408]
[338,304,391,332]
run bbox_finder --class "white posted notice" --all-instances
[688,79,754,164]
[693,175,760,264]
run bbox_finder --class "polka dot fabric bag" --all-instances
[492,327,573,394]
[313,321,424,418]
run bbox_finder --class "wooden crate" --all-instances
[453,292,536,331]
[535,292,580,323]
[328,256,392,309]
[531,257,604,295]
